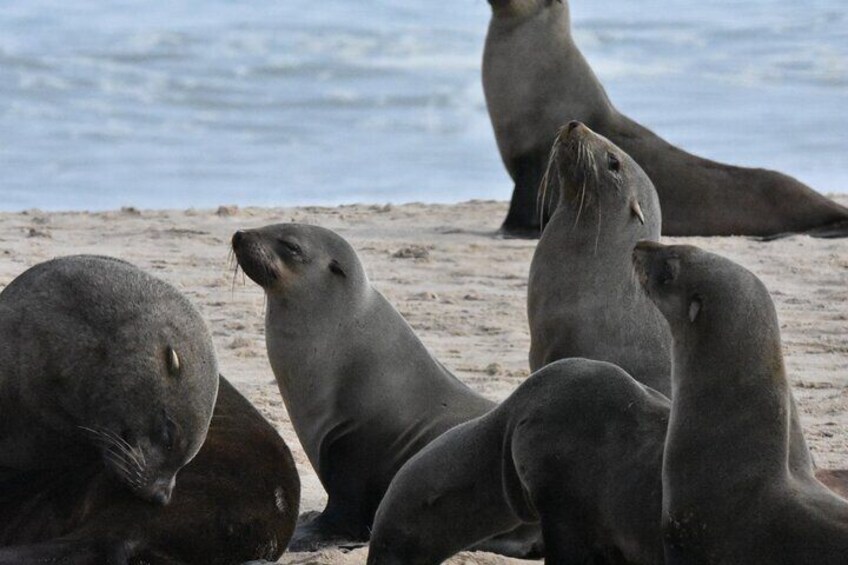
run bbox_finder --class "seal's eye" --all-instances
[279,240,302,255]
[166,347,181,378]
[329,259,347,278]
[607,153,621,172]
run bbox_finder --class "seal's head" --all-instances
[540,121,660,238]
[632,242,775,342]
[28,257,223,506]
[488,0,563,20]
[231,223,368,313]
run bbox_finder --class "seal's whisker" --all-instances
[79,426,144,472]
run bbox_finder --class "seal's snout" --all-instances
[567,120,582,134]
[632,240,663,287]
[231,230,245,250]
[145,476,176,506]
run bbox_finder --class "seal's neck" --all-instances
[536,203,658,290]
[664,320,792,507]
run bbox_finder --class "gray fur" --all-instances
[368,358,668,565]
[635,243,848,563]
[0,255,219,505]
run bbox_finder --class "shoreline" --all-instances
[1,198,846,563]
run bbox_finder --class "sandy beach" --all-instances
[2,198,846,564]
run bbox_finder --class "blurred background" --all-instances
[1,0,846,211]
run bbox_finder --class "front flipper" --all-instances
[287,510,368,553]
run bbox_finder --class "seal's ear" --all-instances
[329,259,346,278]
[166,347,181,378]
[688,294,702,323]
[631,200,645,224]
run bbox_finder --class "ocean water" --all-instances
[0,0,846,211]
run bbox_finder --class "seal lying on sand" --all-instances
[0,376,301,564]
[635,242,848,563]
[0,256,300,563]
[232,224,540,557]
[484,0,848,238]
[527,120,671,396]
[368,358,668,565]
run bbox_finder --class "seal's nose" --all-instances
[567,121,582,133]
[231,230,245,250]
[146,476,176,506]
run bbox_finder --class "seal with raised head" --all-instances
[0,256,301,563]
[527,120,671,396]
[0,376,301,564]
[232,224,539,553]
[368,358,668,565]
[635,242,848,563]
[484,0,848,238]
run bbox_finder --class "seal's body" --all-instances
[232,225,515,552]
[484,0,848,238]
[0,256,300,564]
[528,121,671,396]
[635,243,848,564]
[0,255,219,505]
[368,359,668,565]
[0,376,301,565]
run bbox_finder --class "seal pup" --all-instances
[0,255,219,506]
[368,358,668,565]
[484,0,848,238]
[527,120,671,396]
[232,224,538,553]
[635,242,848,563]
[0,376,301,564]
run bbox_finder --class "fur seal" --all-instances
[368,358,668,565]
[0,376,301,564]
[0,255,300,563]
[527,120,671,396]
[634,242,848,563]
[232,224,541,554]
[0,255,219,505]
[484,0,848,238]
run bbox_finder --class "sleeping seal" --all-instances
[484,0,848,238]
[0,256,300,563]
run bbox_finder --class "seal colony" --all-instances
[483,0,848,238]
[0,256,300,564]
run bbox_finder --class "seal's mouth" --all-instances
[232,231,279,289]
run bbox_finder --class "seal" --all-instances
[0,376,301,564]
[484,0,848,238]
[368,358,668,565]
[527,120,671,396]
[634,242,848,563]
[232,224,546,555]
[0,255,219,506]
[529,123,822,478]
[0,255,300,563]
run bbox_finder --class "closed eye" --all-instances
[279,240,302,255]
